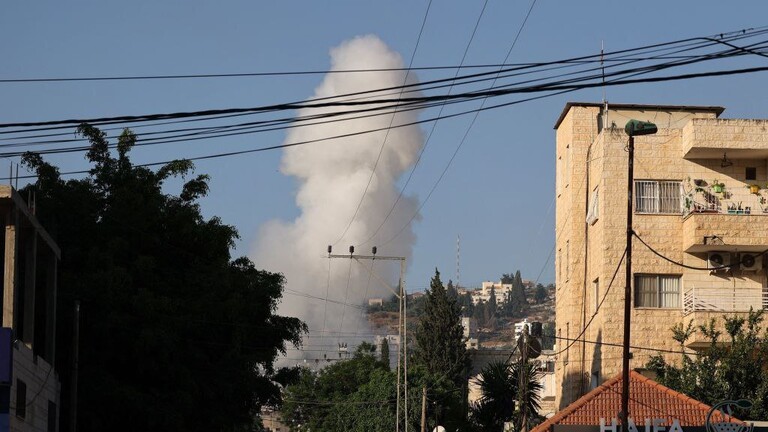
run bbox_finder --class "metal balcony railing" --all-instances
[683,286,768,315]
[683,183,768,217]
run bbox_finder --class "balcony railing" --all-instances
[683,286,768,315]
[683,184,768,218]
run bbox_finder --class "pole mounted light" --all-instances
[624,120,658,137]
[621,119,657,429]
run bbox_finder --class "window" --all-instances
[586,188,599,225]
[16,379,26,419]
[591,371,600,389]
[635,274,680,308]
[635,180,682,214]
[564,145,571,189]
[746,167,757,181]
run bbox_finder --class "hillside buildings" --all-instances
[0,186,61,432]
[554,102,768,409]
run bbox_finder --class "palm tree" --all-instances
[471,359,543,432]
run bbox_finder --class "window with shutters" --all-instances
[586,188,599,225]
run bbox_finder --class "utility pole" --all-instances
[327,246,407,432]
[421,386,427,432]
[518,325,528,432]
[621,120,658,429]
[70,300,80,432]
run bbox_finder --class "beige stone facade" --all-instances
[553,103,768,409]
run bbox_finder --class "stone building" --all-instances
[0,185,61,432]
[470,281,513,305]
[554,102,768,409]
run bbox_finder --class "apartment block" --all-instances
[553,102,768,409]
[0,186,61,432]
[470,281,512,305]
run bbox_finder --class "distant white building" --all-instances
[514,318,533,340]
[470,281,513,305]
[467,353,556,418]
[368,298,384,307]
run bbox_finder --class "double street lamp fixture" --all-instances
[621,120,658,429]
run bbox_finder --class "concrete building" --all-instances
[554,102,768,409]
[467,354,556,418]
[0,186,61,432]
[470,281,512,305]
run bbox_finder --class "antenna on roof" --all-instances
[601,40,607,104]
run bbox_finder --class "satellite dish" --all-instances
[433,426,446,432]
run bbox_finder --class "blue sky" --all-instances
[2,1,768,292]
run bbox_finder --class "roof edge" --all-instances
[553,102,726,130]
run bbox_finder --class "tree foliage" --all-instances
[380,337,390,368]
[281,344,415,432]
[501,270,528,318]
[411,269,471,430]
[412,269,469,385]
[21,125,306,432]
[470,360,543,432]
[646,309,768,420]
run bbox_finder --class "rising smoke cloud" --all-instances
[252,35,424,365]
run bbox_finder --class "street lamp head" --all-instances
[624,119,658,137]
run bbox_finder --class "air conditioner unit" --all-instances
[740,253,763,272]
[708,251,731,270]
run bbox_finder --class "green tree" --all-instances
[470,360,543,432]
[281,344,417,432]
[447,279,459,301]
[412,269,471,430]
[380,337,390,368]
[489,286,497,312]
[412,269,468,383]
[457,292,475,318]
[646,309,768,420]
[534,284,548,303]
[501,273,514,284]
[473,299,487,326]
[510,270,528,316]
[21,125,306,432]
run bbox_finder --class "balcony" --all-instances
[682,118,768,159]
[682,183,768,252]
[683,286,768,316]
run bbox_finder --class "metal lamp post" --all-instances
[621,120,657,429]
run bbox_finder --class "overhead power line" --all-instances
[3,26,766,133]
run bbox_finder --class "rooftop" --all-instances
[553,102,725,129]
[530,371,742,432]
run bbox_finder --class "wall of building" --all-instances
[553,104,767,410]
[10,344,59,432]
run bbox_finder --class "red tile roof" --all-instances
[531,371,741,432]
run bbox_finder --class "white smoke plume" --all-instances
[252,35,424,365]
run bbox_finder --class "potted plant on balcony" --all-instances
[747,183,761,194]
[711,179,726,194]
